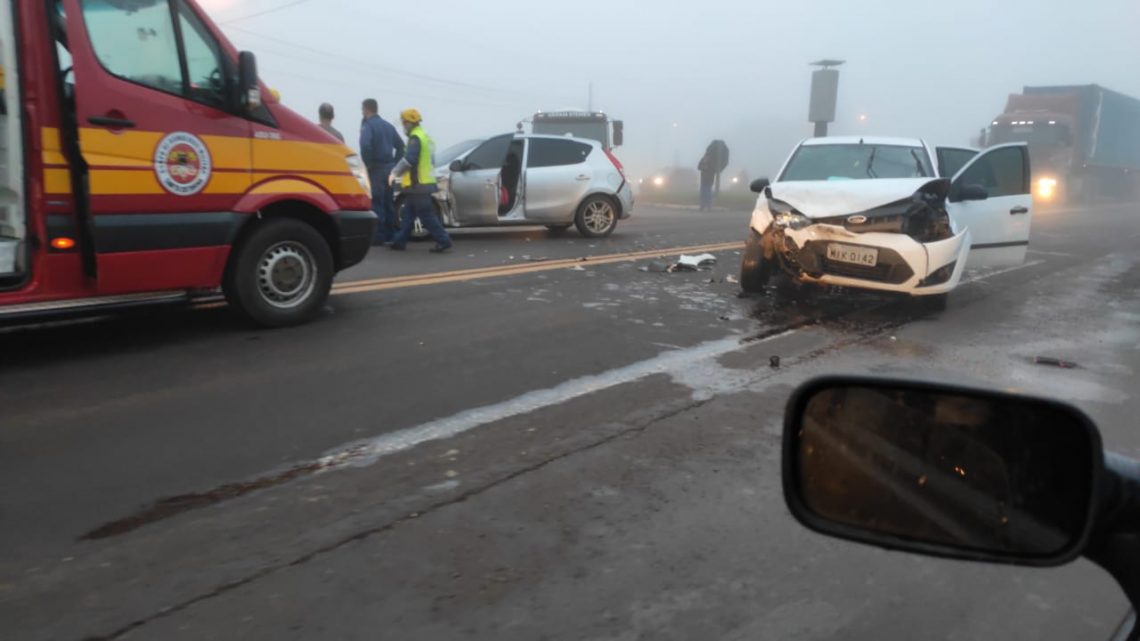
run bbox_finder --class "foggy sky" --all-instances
[204,0,1140,180]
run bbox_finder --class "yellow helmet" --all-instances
[400,108,423,124]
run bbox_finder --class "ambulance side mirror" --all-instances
[238,51,261,112]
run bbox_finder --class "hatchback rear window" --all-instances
[527,139,592,168]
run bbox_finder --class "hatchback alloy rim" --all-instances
[584,201,615,233]
[257,241,317,309]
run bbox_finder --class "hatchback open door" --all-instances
[449,134,510,226]
[945,143,1032,270]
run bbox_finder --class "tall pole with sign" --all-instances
[809,60,843,137]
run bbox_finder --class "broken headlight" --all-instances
[903,205,953,243]
[770,200,812,230]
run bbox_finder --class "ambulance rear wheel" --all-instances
[225,218,334,327]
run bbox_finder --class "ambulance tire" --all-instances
[224,218,334,328]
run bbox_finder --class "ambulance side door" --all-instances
[63,0,252,293]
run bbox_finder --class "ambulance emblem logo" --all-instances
[154,132,212,196]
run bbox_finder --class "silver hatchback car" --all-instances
[396,133,634,238]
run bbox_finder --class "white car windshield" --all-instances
[781,144,934,181]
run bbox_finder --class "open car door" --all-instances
[449,134,510,226]
[945,143,1032,270]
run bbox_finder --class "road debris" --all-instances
[1034,356,1079,369]
[672,253,718,271]
[770,355,781,369]
[725,275,739,284]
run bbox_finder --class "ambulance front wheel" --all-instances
[224,218,334,327]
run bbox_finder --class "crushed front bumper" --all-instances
[769,224,971,296]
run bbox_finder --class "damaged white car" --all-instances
[740,137,1033,308]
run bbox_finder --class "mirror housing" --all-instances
[448,160,465,172]
[782,376,1102,567]
[237,51,261,111]
[956,184,989,202]
[612,120,624,147]
[750,178,771,194]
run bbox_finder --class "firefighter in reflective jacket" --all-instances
[388,109,453,253]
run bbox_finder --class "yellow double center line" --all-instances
[331,241,744,295]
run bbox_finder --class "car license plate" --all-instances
[827,243,878,267]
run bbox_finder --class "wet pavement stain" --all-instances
[743,282,933,337]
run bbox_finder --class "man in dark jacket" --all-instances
[360,98,405,244]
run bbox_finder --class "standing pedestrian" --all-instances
[388,108,452,253]
[317,103,344,142]
[360,98,405,245]
[698,153,715,212]
[698,140,729,212]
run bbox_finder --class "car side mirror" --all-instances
[956,184,989,202]
[448,160,465,172]
[749,178,770,194]
[612,120,624,147]
[237,51,261,111]
[782,376,1102,566]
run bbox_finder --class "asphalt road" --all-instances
[2,202,1139,640]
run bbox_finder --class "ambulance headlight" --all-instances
[346,155,371,193]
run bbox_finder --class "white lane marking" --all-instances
[312,330,794,472]
[963,260,1045,285]
[216,256,1057,489]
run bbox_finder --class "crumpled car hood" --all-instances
[770,178,949,218]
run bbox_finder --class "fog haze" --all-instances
[205,0,1140,180]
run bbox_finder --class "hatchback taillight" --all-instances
[604,149,626,181]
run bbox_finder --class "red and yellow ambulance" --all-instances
[0,0,375,327]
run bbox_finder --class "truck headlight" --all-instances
[770,200,812,230]
[1036,177,1057,200]
[346,155,371,193]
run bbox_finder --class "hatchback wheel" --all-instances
[575,196,618,238]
